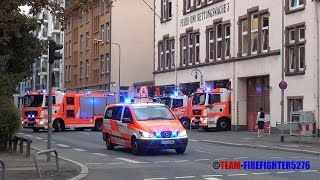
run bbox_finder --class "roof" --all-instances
[111,103,166,107]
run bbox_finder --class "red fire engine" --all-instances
[21,89,116,132]
[190,88,231,131]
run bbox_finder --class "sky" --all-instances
[19,5,31,15]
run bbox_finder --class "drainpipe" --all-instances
[175,0,179,87]
[109,1,113,91]
[315,2,319,138]
[232,0,237,129]
[153,0,156,85]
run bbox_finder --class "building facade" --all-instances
[64,0,154,102]
[154,0,320,132]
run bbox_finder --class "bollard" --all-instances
[0,160,6,180]
[8,139,12,151]
[19,137,23,153]
[13,137,18,152]
[26,139,32,157]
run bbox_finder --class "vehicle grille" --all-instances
[25,111,38,117]
[193,109,202,115]
[154,131,172,138]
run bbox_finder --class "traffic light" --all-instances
[49,40,63,64]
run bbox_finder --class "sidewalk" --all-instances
[188,129,320,155]
[0,148,83,180]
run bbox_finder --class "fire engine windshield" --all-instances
[133,105,175,121]
[192,93,206,105]
[23,95,44,107]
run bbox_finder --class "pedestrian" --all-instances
[256,107,265,137]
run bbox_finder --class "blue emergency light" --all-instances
[124,98,131,104]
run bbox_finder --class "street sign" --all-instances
[279,81,287,90]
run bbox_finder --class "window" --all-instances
[100,0,104,14]
[123,107,133,122]
[195,33,200,63]
[261,14,269,52]
[160,43,164,70]
[100,54,105,74]
[225,25,230,59]
[68,65,71,81]
[85,10,89,23]
[68,40,71,57]
[101,25,105,43]
[185,0,191,12]
[286,25,305,74]
[163,0,167,20]
[216,23,222,60]
[86,60,89,78]
[86,32,89,50]
[168,0,172,18]
[81,10,84,25]
[208,30,214,61]
[106,53,110,73]
[289,0,304,10]
[66,97,74,105]
[181,37,187,66]
[239,10,269,56]
[80,61,83,79]
[241,20,248,56]
[65,41,68,56]
[287,97,303,122]
[251,13,258,54]
[106,22,110,42]
[165,39,170,69]
[112,106,123,121]
[80,34,83,51]
[196,0,201,8]
[188,32,193,65]
[104,107,115,119]
[171,40,175,68]
[161,0,172,21]
[207,0,213,4]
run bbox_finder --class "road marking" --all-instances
[144,178,168,180]
[194,159,210,161]
[116,158,146,164]
[73,148,87,152]
[92,153,109,156]
[86,163,103,165]
[304,157,317,160]
[290,157,301,159]
[270,157,281,159]
[44,140,48,142]
[154,161,170,163]
[233,157,248,160]
[17,133,24,135]
[203,178,222,180]
[227,174,248,176]
[251,172,271,175]
[24,135,32,137]
[195,150,229,157]
[189,139,198,142]
[78,132,90,135]
[276,171,295,174]
[34,137,43,140]
[107,162,123,165]
[174,160,188,162]
[174,176,195,179]
[214,158,226,161]
[201,175,223,177]
[56,144,70,148]
[301,170,318,173]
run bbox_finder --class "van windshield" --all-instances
[132,105,175,121]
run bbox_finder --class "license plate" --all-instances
[28,122,34,126]
[161,140,175,144]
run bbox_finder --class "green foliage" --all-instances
[0,96,21,142]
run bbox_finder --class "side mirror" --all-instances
[42,106,48,109]
[122,117,133,124]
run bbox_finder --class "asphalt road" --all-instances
[18,128,320,180]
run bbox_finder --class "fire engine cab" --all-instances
[190,88,231,131]
[21,89,116,132]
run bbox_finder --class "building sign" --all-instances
[180,2,230,27]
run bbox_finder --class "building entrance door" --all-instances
[247,76,270,131]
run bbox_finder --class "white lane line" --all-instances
[276,171,295,174]
[17,133,24,135]
[24,135,32,137]
[304,157,317,160]
[92,153,109,156]
[107,162,123,165]
[201,175,223,177]
[144,178,168,180]
[195,150,229,157]
[73,148,87,152]
[78,132,90,135]
[189,139,198,142]
[86,163,103,165]
[301,170,318,173]
[194,159,210,161]
[214,158,226,161]
[203,178,222,180]
[270,157,281,159]
[227,174,248,176]
[44,140,48,142]
[154,161,170,163]
[251,172,271,175]
[34,137,43,140]
[174,160,188,162]
[290,157,301,159]
[174,176,195,179]
[56,144,70,148]
[233,157,248,160]
[116,158,147,164]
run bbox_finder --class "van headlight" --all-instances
[179,130,187,137]
[139,131,153,138]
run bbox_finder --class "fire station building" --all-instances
[154,0,320,132]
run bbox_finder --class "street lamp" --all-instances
[191,69,203,88]
[94,39,121,103]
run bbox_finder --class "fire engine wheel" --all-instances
[180,118,190,129]
[53,120,61,132]
[217,118,231,131]
[175,146,186,154]
[131,137,141,155]
[33,128,39,133]
[93,120,103,131]
[106,134,115,150]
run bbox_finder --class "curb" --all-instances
[30,146,88,180]
[199,140,320,156]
